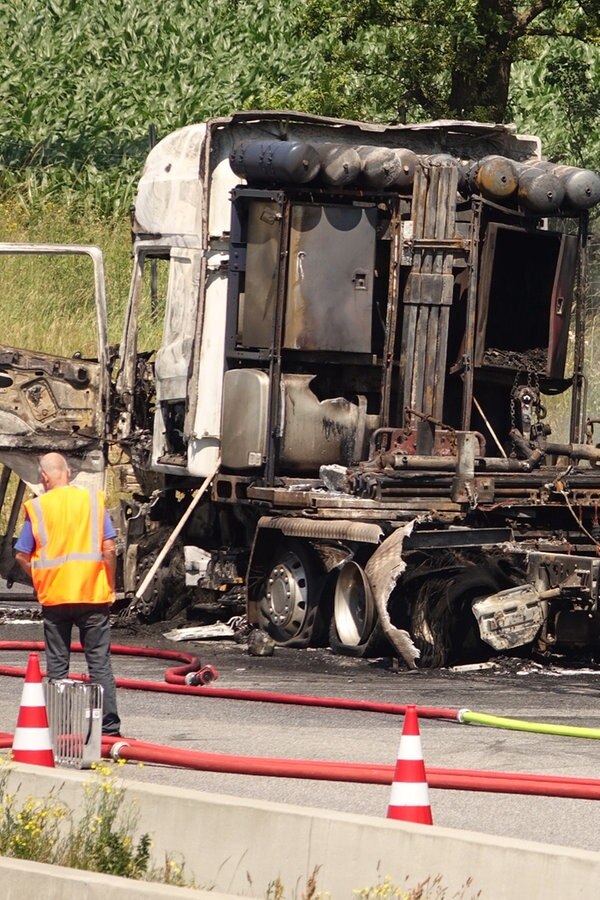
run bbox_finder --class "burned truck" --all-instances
[3,110,600,667]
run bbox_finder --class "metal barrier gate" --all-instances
[45,680,103,768]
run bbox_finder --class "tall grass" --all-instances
[0,200,131,354]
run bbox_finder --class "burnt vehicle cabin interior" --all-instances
[220,154,582,485]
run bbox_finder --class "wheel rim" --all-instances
[262,551,309,638]
[334,561,375,647]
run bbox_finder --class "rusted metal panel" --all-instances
[241,200,281,348]
[283,204,376,353]
[547,234,577,377]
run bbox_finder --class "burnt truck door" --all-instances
[114,240,204,473]
[466,216,580,452]
[0,243,109,581]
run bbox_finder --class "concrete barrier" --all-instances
[2,760,600,898]
[0,856,237,900]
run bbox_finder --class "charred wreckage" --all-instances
[1,111,600,669]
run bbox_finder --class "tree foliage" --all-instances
[297,1,599,126]
[510,39,600,169]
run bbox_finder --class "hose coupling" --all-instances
[186,664,219,686]
[109,740,131,760]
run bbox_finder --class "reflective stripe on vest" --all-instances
[25,486,112,606]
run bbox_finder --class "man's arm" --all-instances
[15,551,32,581]
[102,538,117,594]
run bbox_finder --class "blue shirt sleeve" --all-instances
[103,510,117,541]
[14,518,35,554]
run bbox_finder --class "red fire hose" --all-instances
[2,640,600,801]
[98,737,600,800]
[0,729,599,800]
[0,640,459,719]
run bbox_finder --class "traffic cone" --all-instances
[387,704,432,824]
[11,653,55,767]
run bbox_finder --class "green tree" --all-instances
[297,0,600,126]
[510,40,600,169]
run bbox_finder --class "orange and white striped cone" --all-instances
[11,652,55,767]
[387,704,432,825]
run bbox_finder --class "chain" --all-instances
[527,362,541,416]
[510,369,519,433]
[511,363,544,447]
[509,367,523,456]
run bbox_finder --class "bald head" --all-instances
[39,453,71,490]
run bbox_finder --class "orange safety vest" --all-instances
[24,485,113,607]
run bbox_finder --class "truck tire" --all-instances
[410,566,502,667]
[257,539,328,648]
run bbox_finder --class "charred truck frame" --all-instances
[2,111,600,668]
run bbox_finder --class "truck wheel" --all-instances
[410,567,501,667]
[329,560,385,657]
[257,540,328,648]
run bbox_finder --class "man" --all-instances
[14,452,121,736]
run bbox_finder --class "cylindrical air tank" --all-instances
[517,163,565,213]
[229,141,321,184]
[475,155,519,201]
[525,162,600,210]
[314,143,362,187]
[357,146,418,190]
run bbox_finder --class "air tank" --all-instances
[315,143,362,187]
[357,146,411,189]
[391,148,419,190]
[229,141,321,184]
[517,165,565,213]
[475,155,519,201]
[462,160,480,196]
[518,159,600,210]
[548,165,600,210]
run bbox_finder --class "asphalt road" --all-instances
[1,614,600,854]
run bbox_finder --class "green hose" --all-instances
[458,708,600,740]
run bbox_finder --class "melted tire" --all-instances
[411,567,502,668]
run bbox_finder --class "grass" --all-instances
[353,874,481,899]
[0,759,196,886]
[0,198,132,355]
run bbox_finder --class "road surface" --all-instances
[1,615,600,853]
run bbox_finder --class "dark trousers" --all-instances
[42,603,121,735]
